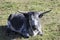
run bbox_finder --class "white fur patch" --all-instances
[33,30,39,36]
[34,19,38,25]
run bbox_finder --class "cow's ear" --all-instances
[38,10,52,18]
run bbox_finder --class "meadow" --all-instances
[0,0,60,40]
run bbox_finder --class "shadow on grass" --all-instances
[0,25,25,40]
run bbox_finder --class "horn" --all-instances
[38,10,52,18]
[40,10,52,15]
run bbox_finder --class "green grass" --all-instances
[0,0,60,40]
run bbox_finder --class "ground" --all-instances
[0,0,60,40]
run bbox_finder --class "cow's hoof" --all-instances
[20,33,29,38]
[24,34,30,38]
[23,35,29,38]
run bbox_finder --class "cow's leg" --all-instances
[7,21,29,38]
[20,28,30,38]
[19,26,30,38]
[17,22,30,38]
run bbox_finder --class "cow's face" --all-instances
[28,12,40,30]
[28,10,51,30]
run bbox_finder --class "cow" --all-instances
[6,10,51,38]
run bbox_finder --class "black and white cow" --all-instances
[7,10,51,38]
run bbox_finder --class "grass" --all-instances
[0,0,60,40]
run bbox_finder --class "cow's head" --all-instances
[28,10,51,31]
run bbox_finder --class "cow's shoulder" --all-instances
[8,13,27,30]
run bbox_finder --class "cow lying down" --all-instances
[6,10,51,38]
